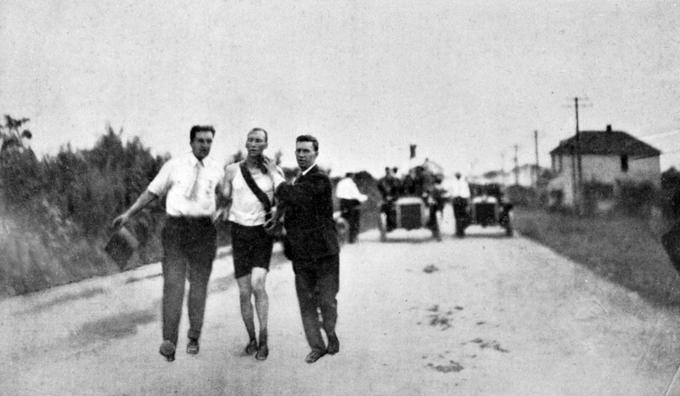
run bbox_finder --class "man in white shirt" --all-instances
[113,125,224,362]
[335,172,368,243]
[221,128,284,361]
[449,172,471,237]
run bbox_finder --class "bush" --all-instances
[0,122,168,297]
[615,180,656,217]
[661,167,680,221]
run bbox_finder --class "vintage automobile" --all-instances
[456,183,513,237]
[378,195,440,242]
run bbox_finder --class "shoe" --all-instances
[255,343,269,361]
[159,340,176,362]
[326,334,340,355]
[244,339,258,355]
[186,338,199,355]
[304,349,327,364]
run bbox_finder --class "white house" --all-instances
[547,125,661,207]
[475,164,548,187]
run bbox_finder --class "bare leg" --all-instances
[236,275,256,342]
[251,267,269,336]
[251,267,269,360]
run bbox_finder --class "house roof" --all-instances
[550,128,661,158]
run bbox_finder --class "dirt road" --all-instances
[3,218,680,395]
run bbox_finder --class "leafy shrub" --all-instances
[0,120,168,296]
[615,180,657,217]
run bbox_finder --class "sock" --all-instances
[259,328,268,346]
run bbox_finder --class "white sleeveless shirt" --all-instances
[228,164,283,226]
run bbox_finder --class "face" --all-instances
[295,141,318,170]
[191,131,214,160]
[245,130,268,158]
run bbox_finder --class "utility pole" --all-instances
[574,97,587,215]
[564,96,590,215]
[534,130,539,188]
[513,144,519,186]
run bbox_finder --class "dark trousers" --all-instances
[340,199,361,243]
[452,197,469,235]
[293,254,340,352]
[161,217,216,345]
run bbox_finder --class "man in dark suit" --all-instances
[275,135,340,364]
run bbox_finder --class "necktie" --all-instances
[187,160,203,200]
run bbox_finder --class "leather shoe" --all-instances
[304,349,327,364]
[186,338,199,355]
[245,339,258,355]
[159,340,176,362]
[326,334,340,355]
[255,343,269,361]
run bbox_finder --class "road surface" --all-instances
[3,217,680,395]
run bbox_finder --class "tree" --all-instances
[0,115,32,153]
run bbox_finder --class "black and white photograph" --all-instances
[2,1,680,395]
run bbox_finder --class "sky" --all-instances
[1,0,679,177]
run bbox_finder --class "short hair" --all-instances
[296,134,319,152]
[392,167,398,173]
[190,125,215,142]
[248,127,268,142]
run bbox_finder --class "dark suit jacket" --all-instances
[275,165,339,260]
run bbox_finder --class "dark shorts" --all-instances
[230,221,274,279]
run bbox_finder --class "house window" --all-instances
[620,155,629,172]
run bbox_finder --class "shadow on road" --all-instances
[14,287,106,316]
[70,308,158,346]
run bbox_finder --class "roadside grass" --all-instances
[513,206,680,307]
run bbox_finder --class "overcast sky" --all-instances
[1,0,679,176]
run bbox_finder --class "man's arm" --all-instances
[112,190,158,228]
[215,164,237,222]
[275,173,330,206]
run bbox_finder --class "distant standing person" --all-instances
[112,125,223,362]
[377,167,401,231]
[335,172,367,243]
[221,128,284,361]
[450,172,471,237]
[275,135,340,364]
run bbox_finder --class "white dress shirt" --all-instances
[147,153,224,217]
[449,177,471,199]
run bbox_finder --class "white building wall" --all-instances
[548,154,576,206]
[581,155,660,186]
[549,153,660,207]
[628,156,661,186]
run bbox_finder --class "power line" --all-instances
[638,130,680,139]
[661,148,680,155]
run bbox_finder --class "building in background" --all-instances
[547,124,661,208]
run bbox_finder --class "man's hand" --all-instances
[112,213,130,229]
[212,207,229,224]
[263,156,278,175]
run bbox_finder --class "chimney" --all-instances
[409,144,417,159]
[606,124,612,133]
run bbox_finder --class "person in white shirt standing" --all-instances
[113,125,224,362]
[335,172,368,243]
[220,128,284,361]
[449,172,471,237]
